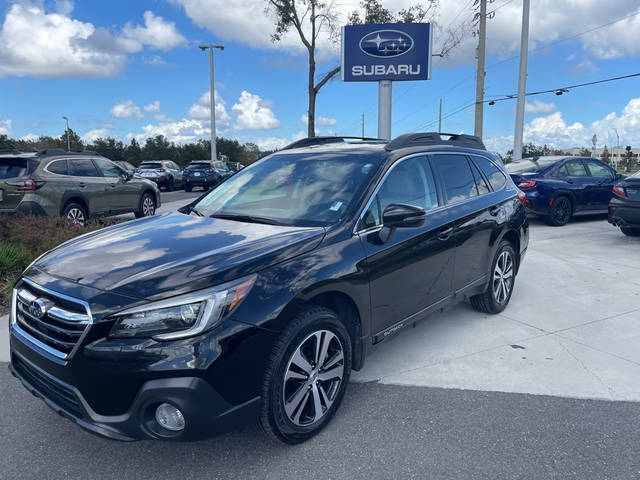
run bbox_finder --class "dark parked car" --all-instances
[0,149,160,224]
[183,160,222,191]
[9,133,528,444]
[136,160,184,191]
[507,156,623,226]
[212,160,233,181]
[609,170,640,236]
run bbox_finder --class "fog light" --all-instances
[155,403,185,431]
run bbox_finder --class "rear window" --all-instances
[187,163,210,170]
[47,159,68,175]
[69,159,100,177]
[140,162,162,169]
[432,154,478,204]
[0,157,29,179]
[474,156,506,190]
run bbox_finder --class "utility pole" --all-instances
[438,98,443,133]
[361,113,365,138]
[199,44,224,163]
[62,116,70,151]
[474,0,487,139]
[513,0,530,162]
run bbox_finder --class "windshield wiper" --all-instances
[210,213,285,225]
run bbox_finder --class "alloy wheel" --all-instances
[552,198,571,225]
[492,250,514,304]
[66,207,85,226]
[142,196,155,216]
[282,330,345,427]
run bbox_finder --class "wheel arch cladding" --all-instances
[61,194,89,216]
[501,230,521,273]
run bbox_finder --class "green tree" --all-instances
[125,138,143,166]
[578,148,592,157]
[0,134,13,150]
[88,137,126,161]
[142,135,176,162]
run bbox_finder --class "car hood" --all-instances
[33,212,325,300]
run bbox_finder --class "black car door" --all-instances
[430,154,502,295]
[357,154,456,338]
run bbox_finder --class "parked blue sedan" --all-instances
[507,156,624,226]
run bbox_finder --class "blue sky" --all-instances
[1,0,639,153]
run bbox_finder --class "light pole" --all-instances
[513,0,530,162]
[199,44,224,163]
[611,127,620,167]
[62,116,70,151]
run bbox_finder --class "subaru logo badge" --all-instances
[29,298,49,319]
[359,30,414,58]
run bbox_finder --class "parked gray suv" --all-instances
[0,149,161,224]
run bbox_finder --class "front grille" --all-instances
[12,355,83,417]
[13,278,92,360]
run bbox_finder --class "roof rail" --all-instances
[37,149,102,157]
[281,136,387,151]
[385,132,486,151]
[0,148,22,155]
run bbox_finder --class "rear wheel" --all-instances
[259,306,351,444]
[63,202,87,226]
[621,227,640,237]
[135,193,155,218]
[471,241,516,314]
[547,196,572,226]
[184,184,192,192]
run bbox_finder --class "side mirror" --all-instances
[382,203,426,229]
[125,172,133,181]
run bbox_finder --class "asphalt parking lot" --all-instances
[1,209,639,479]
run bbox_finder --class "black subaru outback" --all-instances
[9,133,528,444]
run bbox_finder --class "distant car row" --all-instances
[132,159,237,191]
[506,156,640,236]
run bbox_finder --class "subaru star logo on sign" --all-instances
[341,23,432,82]
[359,30,414,58]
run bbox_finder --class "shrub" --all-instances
[0,215,120,311]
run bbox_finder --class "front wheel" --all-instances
[621,227,640,237]
[135,193,156,218]
[471,241,517,314]
[259,306,352,444]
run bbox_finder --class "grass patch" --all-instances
[0,215,120,313]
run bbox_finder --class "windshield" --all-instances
[506,157,563,174]
[139,162,162,169]
[192,152,381,226]
[0,158,29,179]
[213,161,227,170]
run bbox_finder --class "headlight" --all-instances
[109,274,256,340]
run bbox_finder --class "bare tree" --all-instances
[266,0,464,138]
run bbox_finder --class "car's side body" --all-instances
[9,139,528,442]
[0,151,160,217]
[508,156,620,219]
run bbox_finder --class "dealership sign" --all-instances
[341,23,432,82]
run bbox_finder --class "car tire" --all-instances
[134,193,156,218]
[166,177,174,192]
[546,196,573,226]
[184,184,192,192]
[470,240,517,314]
[259,306,352,444]
[621,227,640,237]
[63,202,87,226]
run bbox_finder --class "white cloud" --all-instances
[0,117,12,136]
[81,128,110,143]
[154,113,169,122]
[130,118,210,144]
[254,131,307,151]
[0,3,185,78]
[486,96,640,153]
[301,113,337,126]
[121,11,186,51]
[232,91,280,130]
[20,133,39,142]
[110,100,143,119]
[144,101,161,113]
[188,90,231,131]
[525,100,556,114]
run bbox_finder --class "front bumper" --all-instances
[9,351,260,441]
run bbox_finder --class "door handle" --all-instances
[489,206,502,216]
[437,226,453,241]
[78,182,86,188]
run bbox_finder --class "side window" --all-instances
[357,156,438,231]
[378,156,439,214]
[432,154,478,204]
[94,158,124,178]
[564,160,588,177]
[473,156,506,191]
[47,159,68,175]
[586,160,614,179]
[69,159,100,177]
[469,160,490,195]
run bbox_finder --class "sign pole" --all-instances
[378,80,392,140]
